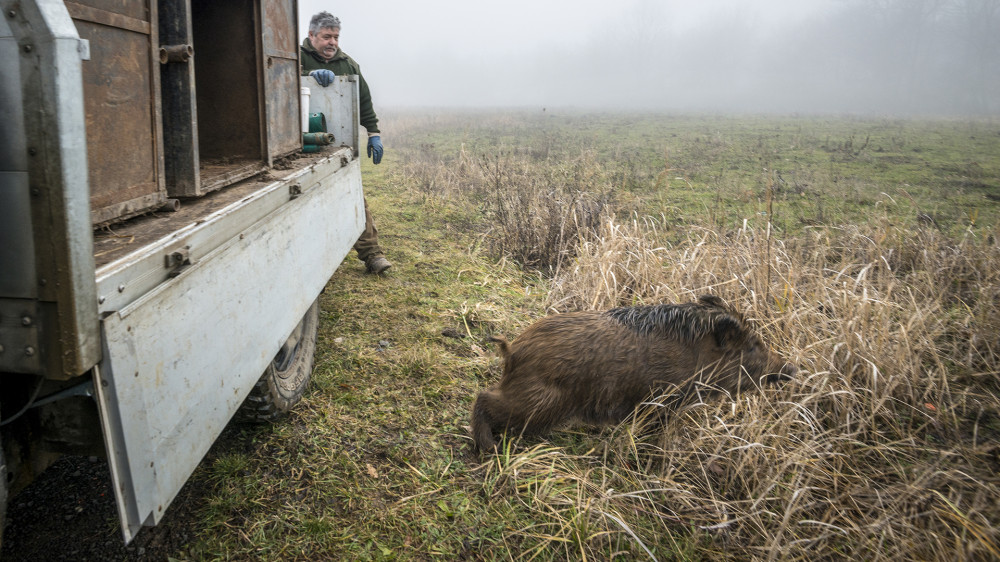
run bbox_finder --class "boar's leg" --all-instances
[471,388,563,452]
[471,390,507,452]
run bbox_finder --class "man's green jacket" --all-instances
[300,38,379,134]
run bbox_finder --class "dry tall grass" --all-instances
[468,149,620,273]
[517,214,1000,560]
[389,111,1000,560]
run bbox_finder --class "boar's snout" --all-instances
[781,361,798,379]
[764,360,798,385]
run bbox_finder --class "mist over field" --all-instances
[300,0,1000,115]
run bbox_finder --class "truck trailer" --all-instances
[1,0,364,543]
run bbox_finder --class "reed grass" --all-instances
[390,110,1000,560]
[182,110,999,561]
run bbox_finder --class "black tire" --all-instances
[238,299,319,422]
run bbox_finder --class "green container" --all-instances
[308,113,327,133]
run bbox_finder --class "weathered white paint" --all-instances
[94,157,364,541]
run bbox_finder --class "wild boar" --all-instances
[471,295,796,452]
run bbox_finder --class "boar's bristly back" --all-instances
[603,295,745,344]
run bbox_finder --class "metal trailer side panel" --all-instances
[0,0,100,377]
[95,157,364,541]
[0,12,33,298]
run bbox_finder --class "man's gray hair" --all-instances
[309,11,341,34]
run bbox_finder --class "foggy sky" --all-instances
[298,0,1000,115]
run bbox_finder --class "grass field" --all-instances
[181,111,999,560]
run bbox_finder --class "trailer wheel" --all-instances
[238,299,319,422]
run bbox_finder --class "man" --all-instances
[302,11,391,275]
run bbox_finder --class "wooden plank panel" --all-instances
[72,1,165,225]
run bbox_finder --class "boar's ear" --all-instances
[698,294,727,309]
[712,315,744,348]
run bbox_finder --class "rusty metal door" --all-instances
[66,0,166,226]
[260,0,300,161]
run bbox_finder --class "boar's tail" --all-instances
[488,335,512,359]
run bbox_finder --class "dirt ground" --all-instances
[0,426,252,561]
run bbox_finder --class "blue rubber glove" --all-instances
[309,69,335,87]
[367,135,383,165]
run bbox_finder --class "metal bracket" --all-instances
[164,247,193,278]
[158,44,192,64]
[30,378,94,408]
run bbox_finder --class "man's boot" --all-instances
[365,255,392,274]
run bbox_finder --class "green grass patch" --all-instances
[178,111,999,561]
